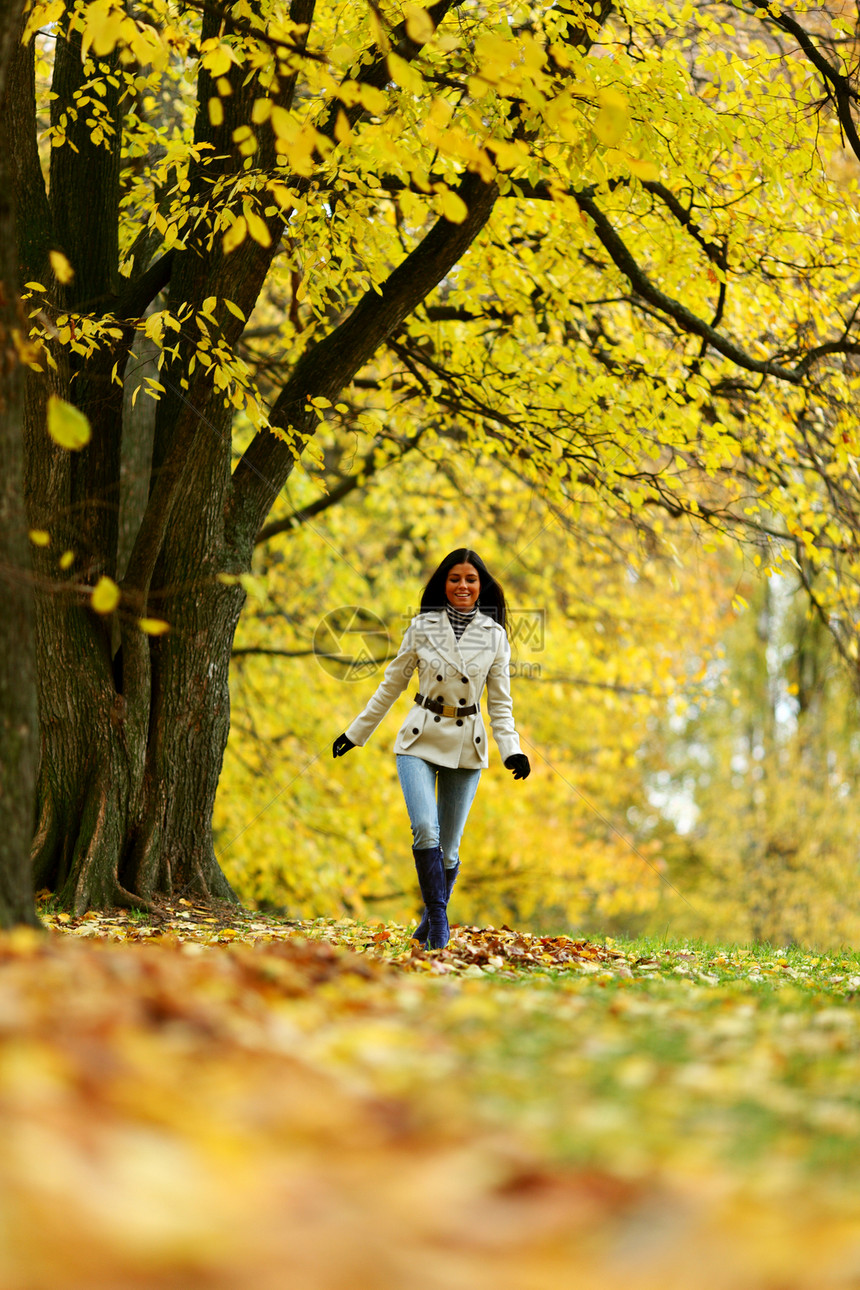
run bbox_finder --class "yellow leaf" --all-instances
[440,188,468,223]
[356,83,388,115]
[404,4,435,42]
[593,87,629,147]
[593,111,627,147]
[599,86,628,111]
[223,216,247,254]
[238,573,267,601]
[201,42,232,78]
[24,282,47,291]
[627,156,659,182]
[47,395,91,451]
[208,96,224,127]
[59,550,75,570]
[268,184,293,211]
[29,530,50,547]
[85,6,125,58]
[270,104,293,139]
[49,251,74,283]
[388,52,423,94]
[91,576,120,615]
[246,209,272,247]
[138,617,170,635]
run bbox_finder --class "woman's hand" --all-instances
[332,733,356,758]
[505,753,530,780]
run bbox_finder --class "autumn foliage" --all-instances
[1,0,859,917]
[4,907,860,1289]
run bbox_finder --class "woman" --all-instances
[332,548,531,949]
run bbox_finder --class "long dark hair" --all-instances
[420,548,507,629]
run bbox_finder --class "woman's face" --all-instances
[446,562,481,609]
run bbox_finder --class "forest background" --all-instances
[5,3,860,1286]
[2,0,860,949]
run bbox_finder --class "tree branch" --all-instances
[102,251,176,320]
[761,8,860,163]
[231,647,393,663]
[230,1,620,542]
[255,430,423,545]
[229,167,500,541]
[573,187,860,384]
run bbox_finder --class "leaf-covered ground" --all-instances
[4,901,860,1289]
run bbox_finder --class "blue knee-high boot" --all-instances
[413,862,459,947]
[411,846,450,949]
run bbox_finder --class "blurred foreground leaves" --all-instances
[3,905,860,1288]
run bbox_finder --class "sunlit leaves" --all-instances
[626,155,660,181]
[387,52,423,95]
[47,396,91,451]
[49,251,74,284]
[138,617,170,634]
[199,39,234,78]
[438,188,468,223]
[592,86,629,147]
[403,3,435,43]
[245,207,271,247]
[91,576,120,614]
[9,904,860,1290]
[223,216,248,253]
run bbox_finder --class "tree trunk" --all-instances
[0,1,38,929]
[125,379,247,903]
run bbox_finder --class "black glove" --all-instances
[505,753,531,780]
[332,733,356,758]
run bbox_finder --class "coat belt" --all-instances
[415,692,479,719]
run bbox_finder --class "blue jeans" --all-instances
[396,755,481,870]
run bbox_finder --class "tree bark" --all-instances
[0,1,39,929]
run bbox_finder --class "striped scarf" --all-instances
[446,603,478,640]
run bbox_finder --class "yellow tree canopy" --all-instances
[19,0,860,647]
[10,0,860,911]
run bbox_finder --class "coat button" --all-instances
[412,727,419,734]
[461,676,467,683]
[434,715,441,723]
[476,736,481,742]
[437,674,443,681]
[459,698,465,705]
[456,719,463,726]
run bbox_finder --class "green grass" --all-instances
[38,903,860,1195]
[300,926,860,1187]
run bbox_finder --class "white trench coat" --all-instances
[345,609,523,770]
